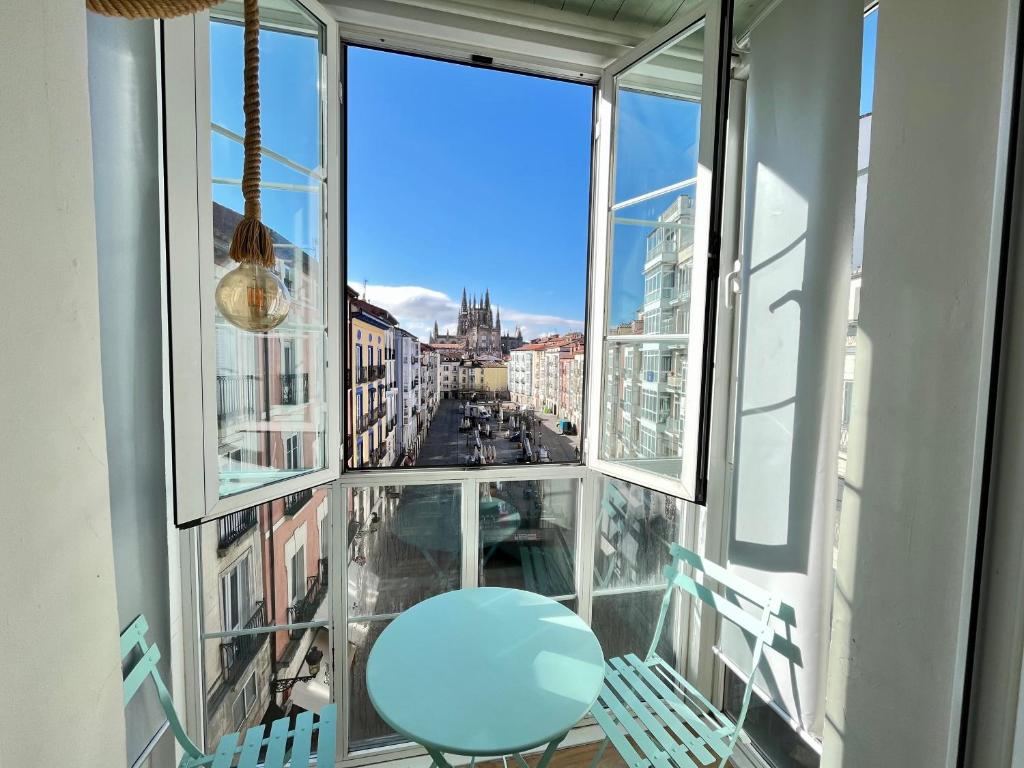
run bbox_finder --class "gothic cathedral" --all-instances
[430,288,524,356]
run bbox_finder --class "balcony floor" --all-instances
[478,740,735,768]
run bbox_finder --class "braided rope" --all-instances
[228,0,275,267]
[86,0,218,19]
[241,0,262,221]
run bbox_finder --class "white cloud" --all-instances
[349,282,583,341]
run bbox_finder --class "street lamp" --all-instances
[270,644,327,693]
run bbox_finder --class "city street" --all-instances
[417,398,581,466]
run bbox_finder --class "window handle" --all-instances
[724,258,742,310]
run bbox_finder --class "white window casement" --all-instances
[164,0,340,526]
[165,0,735,761]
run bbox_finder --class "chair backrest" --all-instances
[648,544,786,747]
[121,614,204,759]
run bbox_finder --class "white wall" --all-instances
[724,0,861,743]
[824,0,1017,764]
[87,13,176,766]
[0,1,126,765]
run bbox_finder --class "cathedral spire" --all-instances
[495,307,501,333]
[461,287,468,312]
[433,320,439,341]
[484,289,491,310]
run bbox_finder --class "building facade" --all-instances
[602,194,693,461]
[347,289,397,469]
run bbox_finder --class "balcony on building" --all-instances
[279,372,309,405]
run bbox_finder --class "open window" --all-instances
[165,0,340,526]
[586,0,731,504]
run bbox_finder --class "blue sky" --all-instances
[862,8,877,116]
[346,47,593,340]
[211,10,879,338]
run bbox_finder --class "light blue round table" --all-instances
[366,588,605,768]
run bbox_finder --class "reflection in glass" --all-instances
[600,20,704,481]
[198,485,331,749]
[347,484,461,617]
[348,620,401,750]
[592,591,678,665]
[600,338,689,477]
[592,476,683,591]
[210,6,328,498]
[477,479,578,597]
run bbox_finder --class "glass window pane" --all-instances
[198,486,331,748]
[345,46,592,469]
[478,478,577,597]
[593,475,683,590]
[600,338,688,476]
[591,590,678,666]
[210,4,328,499]
[347,484,461,617]
[348,619,401,750]
[599,19,707,487]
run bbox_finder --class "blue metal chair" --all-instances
[121,614,337,768]
[590,544,785,768]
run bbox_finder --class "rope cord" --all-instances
[241,0,262,220]
[86,0,218,19]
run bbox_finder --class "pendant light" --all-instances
[87,0,290,332]
[214,0,291,332]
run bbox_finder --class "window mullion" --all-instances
[462,478,480,589]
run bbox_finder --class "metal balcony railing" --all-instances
[357,366,369,384]
[216,374,259,428]
[283,488,313,516]
[219,601,268,685]
[286,564,328,637]
[216,506,259,551]
[280,372,309,405]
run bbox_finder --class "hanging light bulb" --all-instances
[216,261,290,332]
[215,0,290,333]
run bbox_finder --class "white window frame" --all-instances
[583,1,728,505]
[163,1,341,527]
[171,4,737,761]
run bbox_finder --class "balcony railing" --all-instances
[368,364,386,380]
[216,506,259,551]
[286,562,328,637]
[357,366,369,384]
[283,488,313,516]
[280,372,309,405]
[216,374,259,427]
[219,601,268,686]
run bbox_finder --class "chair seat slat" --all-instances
[289,711,316,768]
[648,656,734,730]
[591,698,644,768]
[211,733,241,768]
[315,704,338,766]
[237,724,267,768]
[603,665,699,768]
[262,716,292,768]
[608,657,714,765]
[623,655,730,755]
[597,684,672,768]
